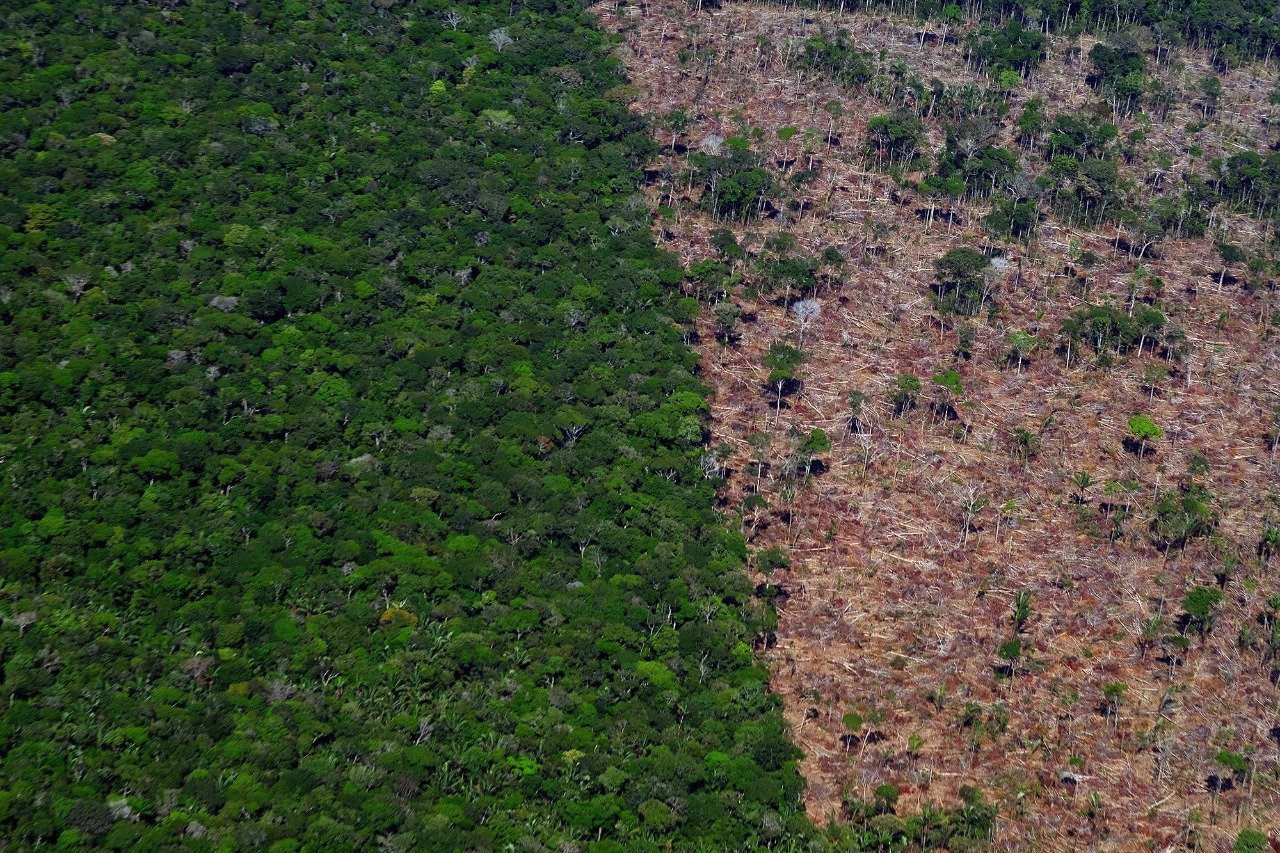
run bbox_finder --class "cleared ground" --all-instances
[594,0,1280,846]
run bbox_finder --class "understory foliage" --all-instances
[840,784,997,851]
[0,0,819,848]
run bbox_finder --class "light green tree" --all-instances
[1127,414,1162,459]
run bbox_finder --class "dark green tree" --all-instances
[891,373,922,417]
[933,247,993,316]
[764,343,806,425]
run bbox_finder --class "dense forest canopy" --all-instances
[0,0,821,847]
[6,0,1278,847]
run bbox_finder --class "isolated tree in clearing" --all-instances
[890,373,922,417]
[1127,414,1163,459]
[933,247,993,316]
[764,343,806,426]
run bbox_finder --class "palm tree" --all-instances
[1071,470,1095,503]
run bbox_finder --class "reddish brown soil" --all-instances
[594,0,1280,848]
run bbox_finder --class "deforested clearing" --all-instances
[595,0,1280,845]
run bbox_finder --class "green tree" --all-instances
[1259,525,1280,566]
[841,711,864,755]
[661,107,692,152]
[1015,97,1045,149]
[23,203,60,232]
[1012,589,1033,632]
[1071,470,1095,504]
[1199,74,1224,117]
[1217,242,1246,290]
[1127,414,1163,459]
[1151,482,1218,550]
[1183,585,1224,636]
[132,448,181,482]
[1235,828,1270,853]
[933,247,993,316]
[997,637,1023,677]
[866,112,926,170]
[1005,330,1039,372]
[931,369,964,421]
[713,302,741,345]
[763,343,806,426]
[1101,681,1126,726]
[1140,363,1169,399]
[890,373,922,417]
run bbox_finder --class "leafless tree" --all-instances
[108,797,137,822]
[488,28,512,52]
[791,298,821,350]
[63,272,90,301]
[263,679,296,704]
[181,654,214,682]
[698,134,725,155]
[414,717,435,745]
[957,485,989,546]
